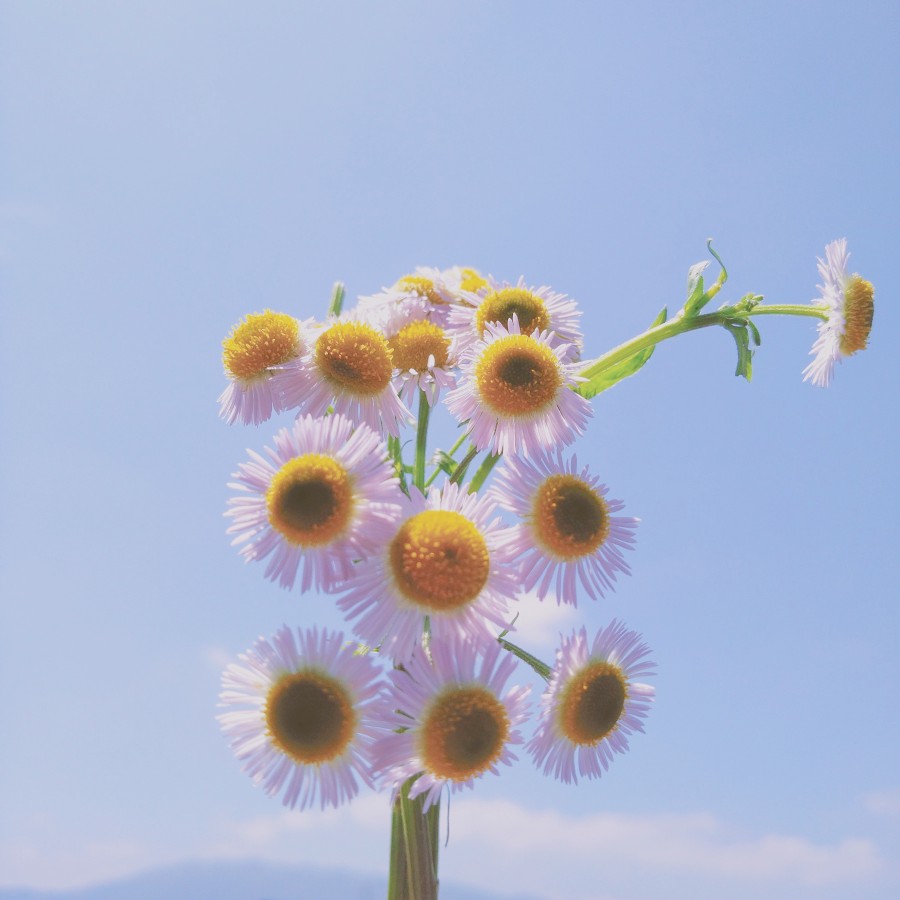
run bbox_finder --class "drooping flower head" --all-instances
[218,310,306,425]
[528,621,655,784]
[490,452,638,604]
[356,267,461,327]
[373,636,531,810]
[218,626,384,810]
[803,239,875,387]
[441,265,490,299]
[273,315,412,437]
[226,413,404,591]
[449,277,583,359]
[381,299,459,407]
[446,316,592,458]
[337,481,519,661]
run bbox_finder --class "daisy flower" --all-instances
[802,238,875,387]
[445,316,592,458]
[490,452,638,604]
[337,481,519,661]
[218,625,384,810]
[448,277,583,359]
[528,621,655,784]
[272,315,412,437]
[225,413,404,591]
[382,299,459,406]
[218,310,306,425]
[372,635,531,811]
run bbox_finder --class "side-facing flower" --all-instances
[272,315,412,437]
[226,413,404,591]
[803,238,875,387]
[218,310,306,425]
[373,636,531,810]
[218,626,384,810]
[490,451,638,604]
[445,316,592,458]
[528,621,655,784]
[337,481,519,661]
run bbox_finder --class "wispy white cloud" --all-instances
[1,797,889,898]
[442,798,887,899]
[863,788,900,816]
[503,591,579,655]
[201,643,233,672]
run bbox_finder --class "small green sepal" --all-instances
[684,260,710,316]
[328,281,346,317]
[430,450,458,478]
[724,321,755,380]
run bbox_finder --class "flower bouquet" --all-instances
[214,241,873,898]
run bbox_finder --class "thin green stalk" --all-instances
[448,445,479,485]
[579,304,827,382]
[744,304,827,318]
[414,391,431,493]
[498,638,553,681]
[468,452,501,494]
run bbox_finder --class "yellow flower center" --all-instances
[266,454,354,547]
[557,661,627,745]
[840,275,875,356]
[266,670,356,765]
[396,275,445,305]
[420,685,509,781]
[459,268,488,294]
[315,322,394,397]
[387,320,451,373]
[531,475,610,559]
[475,334,562,416]
[476,288,550,338]
[222,311,300,381]
[389,510,490,612]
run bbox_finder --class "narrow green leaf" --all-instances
[576,306,667,399]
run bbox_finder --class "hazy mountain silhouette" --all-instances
[0,859,543,900]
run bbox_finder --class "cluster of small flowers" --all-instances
[217,267,656,811]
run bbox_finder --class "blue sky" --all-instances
[1,2,898,898]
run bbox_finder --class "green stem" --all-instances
[579,304,827,382]
[498,638,553,681]
[745,304,827,319]
[414,391,431,493]
[387,779,440,900]
[468,452,501,494]
[448,445,479,486]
